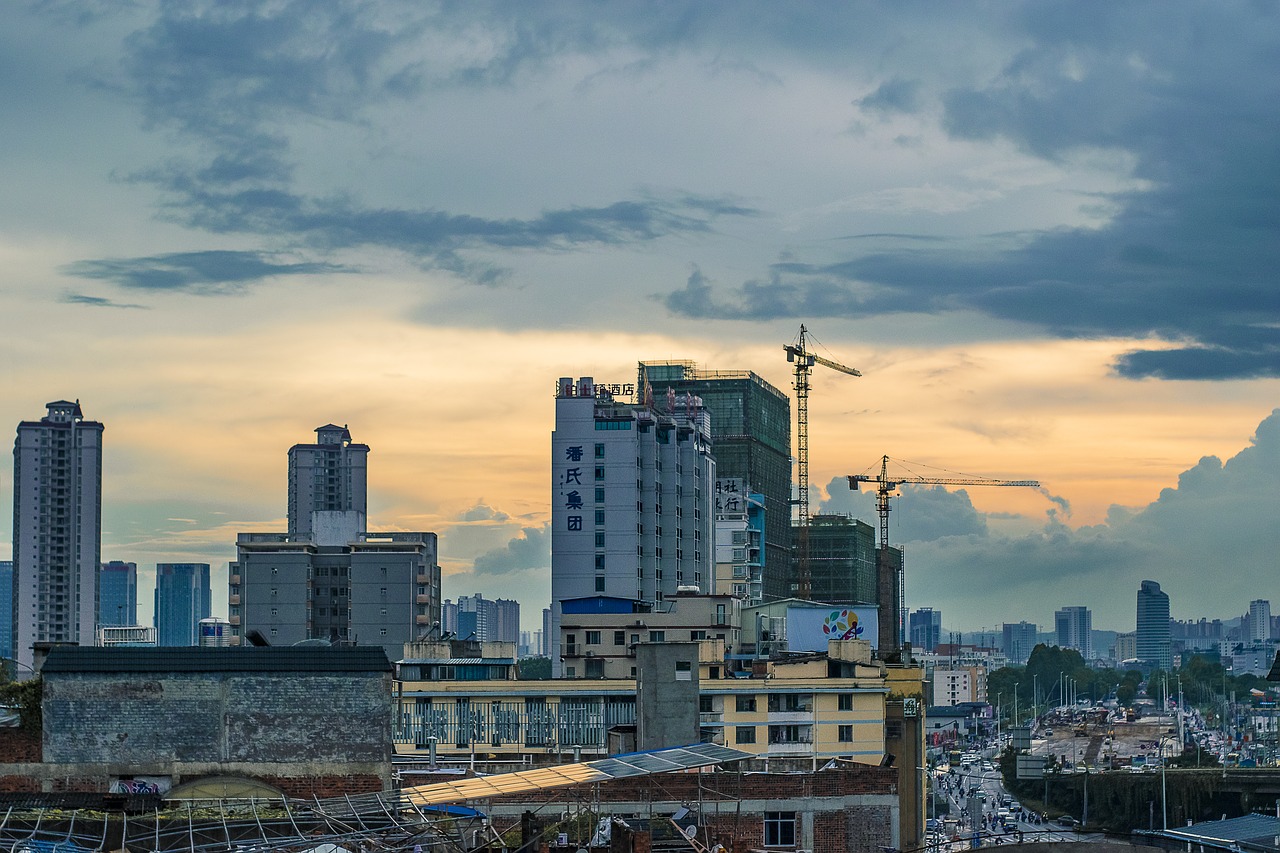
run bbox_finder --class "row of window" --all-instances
[732,725,855,745]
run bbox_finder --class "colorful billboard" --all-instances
[785,605,879,652]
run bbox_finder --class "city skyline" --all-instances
[3,3,1279,633]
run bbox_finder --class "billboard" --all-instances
[785,605,879,652]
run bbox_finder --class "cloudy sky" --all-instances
[2,1,1278,635]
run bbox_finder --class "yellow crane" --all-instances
[784,325,861,599]
[848,455,1039,652]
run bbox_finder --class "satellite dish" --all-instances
[684,825,698,840]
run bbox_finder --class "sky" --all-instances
[2,1,1279,636]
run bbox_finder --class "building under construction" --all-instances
[636,362,792,602]
[790,515,878,606]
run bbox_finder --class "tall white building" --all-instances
[12,400,104,671]
[287,424,369,537]
[1055,606,1093,659]
[549,377,715,675]
[1248,599,1272,643]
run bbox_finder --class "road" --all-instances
[926,760,1105,849]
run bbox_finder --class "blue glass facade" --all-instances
[154,563,211,646]
[99,561,138,626]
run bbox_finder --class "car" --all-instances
[1055,815,1078,827]
[1044,729,1054,736]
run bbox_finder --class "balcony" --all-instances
[228,615,240,626]
[228,594,240,606]
[416,594,430,605]
[229,574,240,585]
[415,615,430,625]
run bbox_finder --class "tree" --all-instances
[518,657,552,680]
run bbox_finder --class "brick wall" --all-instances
[0,727,41,762]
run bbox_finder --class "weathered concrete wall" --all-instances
[0,761,390,796]
[635,642,699,751]
[42,671,391,765]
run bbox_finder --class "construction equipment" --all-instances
[785,325,861,599]
[848,455,1039,653]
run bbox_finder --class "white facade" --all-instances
[12,400,103,671]
[549,377,715,675]
[932,667,987,706]
[1248,599,1272,643]
[287,424,369,537]
[1055,606,1093,659]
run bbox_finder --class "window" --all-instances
[650,630,665,642]
[838,694,854,711]
[595,554,606,570]
[595,532,605,547]
[764,812,796,847]
[594,466,605,480]
[838,725,854,742]
[691,630,707,640]
[736,695,757,713]
[585,630,601,645]
[595,510,605,525]
[595,443,605,458]
[767,694,810,713]
[735,726,756,744]
[595,487,605,502]
[699,695,714,713]
[595,576,605,592]
[614,630,626,646]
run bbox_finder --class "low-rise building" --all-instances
[557,591,742,679]
[395,638,890,768]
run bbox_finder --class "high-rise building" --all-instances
[287,424,369,537]
[98,561,138,627]
[793,515,877,605]
[0,561,12,663]
[232,426,440,662]
[12,400,104,671]
[550,376,715,675]
[636,362,791,600]
[154,563,211,646]
[453,594,519,643]
[1001,622,1038,664]
[1247,599,1272,643]
[909,607,943,652]
[1136,580,1172,670]
[1054,606,1093,659]
[713,480,765,603]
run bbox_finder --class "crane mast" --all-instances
[848,455,1039,654]
[784,325,860,599]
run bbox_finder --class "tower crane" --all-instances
[848,455,1039,654]
[785,325,861,599]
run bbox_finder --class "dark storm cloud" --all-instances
[856,78,923,117]
[139,170,749,262]
[64,250,346,294]
[70,2,761,284]
[471,524,550,576]
[664,2,1280,380]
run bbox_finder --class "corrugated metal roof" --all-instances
[404,658,516,665]
[401,743,751,807]
[40,645,392,674]
[1165,813,1280,848]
